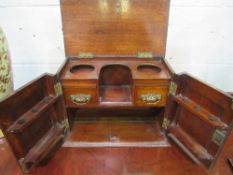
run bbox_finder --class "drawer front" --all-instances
[135,86,168,106]
[63,86,97,107]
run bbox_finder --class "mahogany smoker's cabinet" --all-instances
[0,0,232,174]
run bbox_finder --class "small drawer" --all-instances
[63,86,97,107]
[135,86,168,106]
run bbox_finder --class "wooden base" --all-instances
[0,138,210,175]
[64,119,169,147]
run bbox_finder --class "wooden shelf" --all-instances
[7,95,59,134]
[167,125,213,163]
[174,94,228,129]
[100,85,132,104]
[22,123,65,171]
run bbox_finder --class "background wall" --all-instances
[0,0,232,91]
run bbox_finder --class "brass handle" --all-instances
[70,94,91,105]
[140,93,162,104]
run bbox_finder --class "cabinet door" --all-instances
[0,74,69,173]
[163,74,233,169]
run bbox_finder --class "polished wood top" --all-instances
[61,0,170,57]
[60,58,171,81]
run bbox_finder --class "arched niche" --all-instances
[99,64,133,104]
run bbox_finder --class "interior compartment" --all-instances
[99,65,133,104]
[64,108,169,147]
[137,64,162,75]
[70,64,95,74]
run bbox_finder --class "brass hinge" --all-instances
[162,118,170,129]
[18,158,29,173]
[78,52,94,59]
[62,118,70,137]
[54,82,63,96]
[212,129,227,146]
[63,118,70,130]
[169,81,177,96]
[136,52,153,58]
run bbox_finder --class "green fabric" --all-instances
[0,28,13,98]
[0,130,3,138]
[0,27,13,138]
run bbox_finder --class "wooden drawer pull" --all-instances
[70,94,92,105]
[140,93,162,104]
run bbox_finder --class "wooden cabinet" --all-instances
[59,58,171,107]
[0,0,232,173]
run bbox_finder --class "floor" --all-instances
[0,138,209,175]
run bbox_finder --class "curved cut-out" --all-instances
[99,64,133,104]
[137,65,161,74]
[70,65,95,74]
[99,64,132,86]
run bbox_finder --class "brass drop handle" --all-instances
[70,94,91,105]
[140,93,162,104]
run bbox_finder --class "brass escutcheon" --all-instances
[70,94,91,105]
[140,93,162,104]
